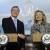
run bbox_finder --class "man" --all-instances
[2,6,25,50]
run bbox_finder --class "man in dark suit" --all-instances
[2,6,25,50]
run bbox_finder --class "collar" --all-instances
[11,16,17,21]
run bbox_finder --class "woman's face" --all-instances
[35,12,43,21]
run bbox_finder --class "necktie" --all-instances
[14,19,17,30]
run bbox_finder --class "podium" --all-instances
[6,33,18,42]
[32,33,44,42]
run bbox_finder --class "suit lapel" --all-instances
[9,17,17,32]
[17,19,19,33]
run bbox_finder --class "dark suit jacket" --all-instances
[2,17,25,50]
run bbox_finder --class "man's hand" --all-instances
[18,34,25,39]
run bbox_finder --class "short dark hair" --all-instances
[11,6,20,11]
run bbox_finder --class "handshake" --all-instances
[18,34,25,39]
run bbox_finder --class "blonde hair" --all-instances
[34,10,47,24]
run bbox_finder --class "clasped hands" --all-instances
[18,34,25,39]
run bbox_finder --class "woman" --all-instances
[31,10,50,50]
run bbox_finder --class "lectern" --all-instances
[0,33,18,50]
[32,33,50,50]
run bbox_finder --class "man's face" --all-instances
[11,7,20,18]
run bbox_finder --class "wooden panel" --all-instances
[6,34,18,42]
[32,33,44,42]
